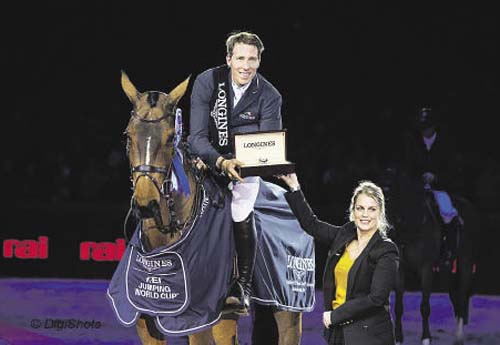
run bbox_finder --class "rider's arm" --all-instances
[188,70,224,169]
[258,91,282,132]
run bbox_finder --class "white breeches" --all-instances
[231,176,260,222]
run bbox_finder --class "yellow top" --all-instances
[332,250,354,310]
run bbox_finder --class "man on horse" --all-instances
[188,30,283,315]
[401,106,466,266]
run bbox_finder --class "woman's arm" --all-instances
[279,173,341,244]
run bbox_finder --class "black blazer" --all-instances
[285,190,399,345]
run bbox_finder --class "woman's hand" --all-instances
[323,311,332,328]
[277,173,300,191]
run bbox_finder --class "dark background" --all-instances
[3,2,499,294]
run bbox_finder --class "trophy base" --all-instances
[238,162,295,178]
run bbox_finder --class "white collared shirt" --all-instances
[231,80,251,108]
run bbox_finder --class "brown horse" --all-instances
[120,71,239,345]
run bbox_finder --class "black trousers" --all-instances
[331,328,345,345]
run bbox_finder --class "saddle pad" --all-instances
[432,190,458,223]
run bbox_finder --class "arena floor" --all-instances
[0,278,499,345]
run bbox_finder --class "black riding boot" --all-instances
[224,212,257,314]
[441,215,463,266]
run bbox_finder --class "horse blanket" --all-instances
[252,179,316,312]
[107,178,315,336]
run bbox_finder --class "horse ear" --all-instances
[121,70,140,103]
[167,76,191,106]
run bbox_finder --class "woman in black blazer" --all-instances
[279,173,399,345]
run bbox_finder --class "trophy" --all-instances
[233,129,295,178]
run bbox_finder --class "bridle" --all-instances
[128,109,174,195]
[123,108,201,240]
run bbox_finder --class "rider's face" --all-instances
[226,43,260,87]
[353,194,380,233]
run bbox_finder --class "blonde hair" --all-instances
[348,180,389,236]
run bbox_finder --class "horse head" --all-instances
[121,71,192,248]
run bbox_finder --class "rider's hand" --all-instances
[277,173,300,191]
[219,158,244,183]
[422,172,435,184]
[194,157,208,171]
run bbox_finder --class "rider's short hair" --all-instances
[226,31,265,59]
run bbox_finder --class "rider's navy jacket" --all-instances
[188,66,282,168]
[401,127,463,193]
[285,189,399,345]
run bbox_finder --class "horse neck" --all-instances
[169,158,198,221]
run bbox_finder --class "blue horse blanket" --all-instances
[107,178,315,336]
[252,180,316,312]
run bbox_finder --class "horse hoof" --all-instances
[422,338,431,345]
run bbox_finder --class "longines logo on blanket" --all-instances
[286,254,315,292]
[287,255,315,272]
[210,82,229,147]
[135,254,173,272]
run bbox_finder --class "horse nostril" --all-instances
[136,206,153,219]
[134,199,159,219]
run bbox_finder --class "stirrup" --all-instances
[222,281,250,315]
[221,301,249,316]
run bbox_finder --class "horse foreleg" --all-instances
[252,304,278,344]
[460,259,474,322]
[274,311,302,345]
[420,265,433,345]
[189,328,214,345]
[394,266,406,344]
[450,257,475,345]
[137,317,166,345]
[454,317,465,345]
[212,318,238,345]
